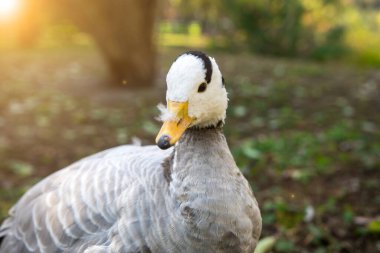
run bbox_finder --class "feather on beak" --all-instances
[156,101,195,149]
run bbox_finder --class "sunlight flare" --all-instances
[0,0,20,19]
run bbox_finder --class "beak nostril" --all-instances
[157,135,171,150]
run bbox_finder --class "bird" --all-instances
[0,51,261,253]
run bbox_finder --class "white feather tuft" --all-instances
[156,103,176,122]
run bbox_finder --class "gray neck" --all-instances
[172,127,236,178]
[167,127,241,210]
[160,128,254,252]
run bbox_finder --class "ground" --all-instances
[0,47,379,252]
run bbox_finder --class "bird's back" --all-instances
[0,145,172,253]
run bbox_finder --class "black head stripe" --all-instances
[184,51,213,83]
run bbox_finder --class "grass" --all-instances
[0,47,379,252]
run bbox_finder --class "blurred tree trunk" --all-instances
[55,0,158,87]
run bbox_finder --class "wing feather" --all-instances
[0,145,171,252]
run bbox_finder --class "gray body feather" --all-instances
[0,128,261,253]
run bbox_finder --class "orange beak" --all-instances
[156,100,195,149]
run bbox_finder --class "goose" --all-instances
[0,51,262,253]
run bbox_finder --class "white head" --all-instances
[156,51,228,149]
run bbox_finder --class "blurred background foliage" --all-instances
[0,0,379,252]
[1,0,380,66]
[169,0,380,64]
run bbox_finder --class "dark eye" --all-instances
[198,82,207,93]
